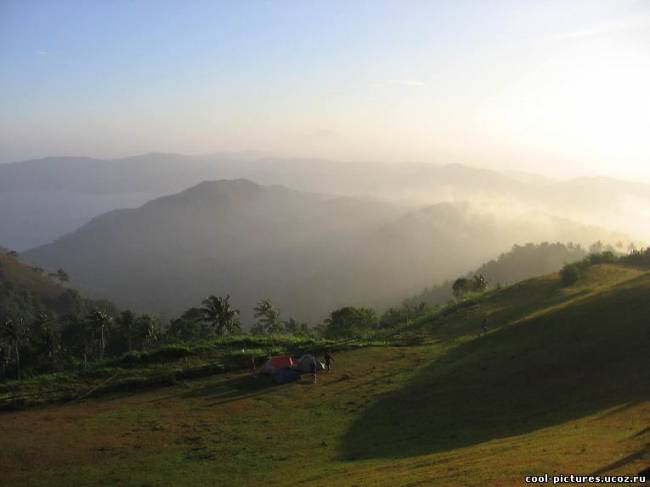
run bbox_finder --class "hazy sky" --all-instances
[2,0,650,180]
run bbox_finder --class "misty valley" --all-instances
[1,153,649,486]
[2,2,650,485]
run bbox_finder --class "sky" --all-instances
[1,0,650,180]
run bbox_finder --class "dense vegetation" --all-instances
[0,250,377,383]
[3,244,648,388]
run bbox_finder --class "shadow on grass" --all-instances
[342,274,650,460]
[180,374,280,406]
[591,444,650,475]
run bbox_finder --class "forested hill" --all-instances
[0,251,113,322]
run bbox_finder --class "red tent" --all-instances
[270,356,293,368]
[260,356,294,375]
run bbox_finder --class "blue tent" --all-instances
[273,368,301,385]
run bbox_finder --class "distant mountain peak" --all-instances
[185,178,260,190]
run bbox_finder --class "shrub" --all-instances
[452,274,488,299]
[146,344,193,361]
[560,263,582,286]
[116,344,193,367]
[452,278,472,299]
[323,306,376,339]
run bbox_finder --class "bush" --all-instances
[146,344,193,361]
[323,306,376,339]
[560,263,582,286]
[118,351,143,366]
[452,278,472,299]
[116,344,193,367]
[452,274,487,299]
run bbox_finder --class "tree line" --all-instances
[4,242,646,381]
[560,246,650,286]
[0,288,384,381]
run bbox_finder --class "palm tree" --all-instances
[284,317,300,334]
[86,310,111,361]
[254,298,283,334]
[116,310,136,352]
[33,312,57,362]
[144,319,158,349]
[0,319,22,380]
[200,295,241,337]
[134,314,159,350]
[0,341,7,380]
[56,268,70,282]
[283,317,308,336]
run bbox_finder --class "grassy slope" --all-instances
[1,264,649,486]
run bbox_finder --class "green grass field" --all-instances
[1,264,649,486]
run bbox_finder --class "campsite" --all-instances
[2,261,649,486]
[260,354,324,384]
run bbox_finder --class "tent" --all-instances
[273,368,301,385]
[294,354,325,373]
[260,356,294,375]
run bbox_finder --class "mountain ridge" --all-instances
[3,152,650,250]
[23,179,627,322]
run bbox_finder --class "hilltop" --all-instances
[1,261,648,486]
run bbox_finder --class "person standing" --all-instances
[310,357,317,383]
[323,351,334,372]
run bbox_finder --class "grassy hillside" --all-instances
[0,336,383,410]
[348,264,650,457]
[1,263,649,486]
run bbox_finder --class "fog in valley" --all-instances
[0,153,641,323]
